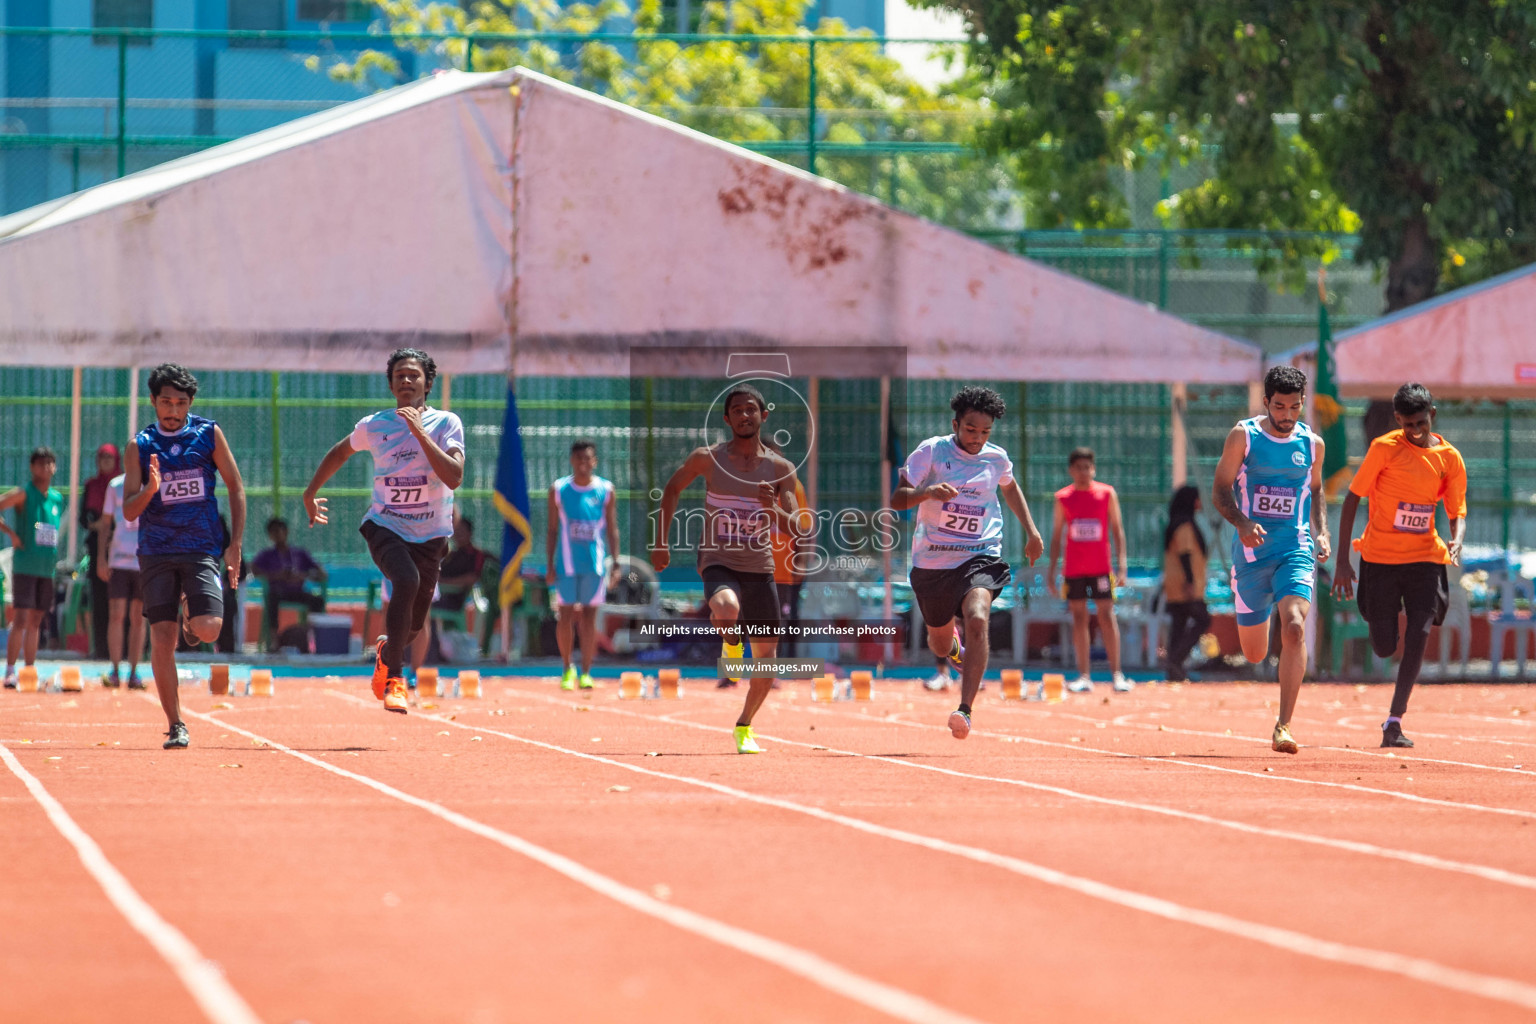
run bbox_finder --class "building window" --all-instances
[93,0,153,45]
[229,0,285,47]
[295,0,374,22]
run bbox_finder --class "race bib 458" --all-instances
[159,470,205,505]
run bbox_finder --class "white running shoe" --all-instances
[1112,672,1133,692]
[947,710,971,739]
[1067,675,1094,694]
[924,671,952,692]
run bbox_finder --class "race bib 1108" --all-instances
[1393,501,1435,534]
[1252,486,1297,519]
[33,522,58,548]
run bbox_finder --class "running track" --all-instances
[5,676,1536,1023]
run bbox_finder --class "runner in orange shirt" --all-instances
[1332,383,1467,748]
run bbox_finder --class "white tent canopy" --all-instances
[0,67,1261,381]
[1328,262,1536,398]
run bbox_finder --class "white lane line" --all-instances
[481,689,1536,890]
[0,742,264,1024]
[184,707,987,1024]
[1088,711,1536,776]
[502,685,1536,822]
[317,691,1536,1015]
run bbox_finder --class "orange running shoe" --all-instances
[370,634,389,700]
[384,677,409,714]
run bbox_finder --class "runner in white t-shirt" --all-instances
[892,386,1044,740]
[96,473,145,689]
[302,348,466,714]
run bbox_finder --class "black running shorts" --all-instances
[1356,559,1449,628]
[1062,574,1115,602]
[139,554,224,624]
[701,565,780,629]
[10,573,54,612]
[909,555,1011,627]
[108,568,144,603]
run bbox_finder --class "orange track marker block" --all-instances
[1000,669,1023,700]
[209,664,230,696]
[850,670,872,701]
[1041,673,1065,703]
[249,670,274,697]
[656,668,681,699]
[417,667,439,699]
[457,670,481,699]
[619,671,645,700]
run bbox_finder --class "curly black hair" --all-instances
[148,363,199,399]
[723,383,767,415]
[951,385,1006,422]
[1263,365,1307,400]
[387,347,437,393]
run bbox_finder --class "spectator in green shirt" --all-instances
[1,448,64,687]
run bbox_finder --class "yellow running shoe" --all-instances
[560,666,576,691]
[723,640,745,682]
[578,673,595,690]
[384,677,409,714]
[734,725,763,754]
[1272,721,1298,754]
[946,635,965,671]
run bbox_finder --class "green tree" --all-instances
[926,0,1536,308]
[323,0,1019,228]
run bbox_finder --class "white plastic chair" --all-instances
[1486,571,1536,679]
[1011,567,1074,666]
[1434,563,1471,678]
[1116,587,1167,669]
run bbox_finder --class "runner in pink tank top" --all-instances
[1047,447,1130,693]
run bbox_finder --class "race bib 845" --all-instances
[1252,486,1297,519]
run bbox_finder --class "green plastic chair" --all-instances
[1326,593,1385,678]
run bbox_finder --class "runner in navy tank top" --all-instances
[123,364,247,751]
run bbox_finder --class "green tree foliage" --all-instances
[926,0,1536,307]
[322,0,1020,228]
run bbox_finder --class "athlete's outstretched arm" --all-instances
[1212,425,1264,549]
[1108,488,1129,584]
[398,406,464,490]
[212,426,247,588]
[544,486,560,584]
[1000,478,1044,566]
[1310,439,1331,564]
[302,437,355,527]
[891,473,955,511]
[0,489,21,547]
[1046,497,1066,585]
[651,449,710,571]
[1332,490,1363,598]
[604,486,622,583]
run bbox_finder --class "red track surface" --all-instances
[5,675,1536,1023]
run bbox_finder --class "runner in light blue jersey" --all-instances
[1213,365,1331,755]
[545,439,620,691]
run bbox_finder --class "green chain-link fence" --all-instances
[4,370,1530,583]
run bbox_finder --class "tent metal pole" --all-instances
[126,365,138,442]
[879,374,893,662]
[269,372,281,517]
[441,373,451,411]
[806,376,819,513]
[66,366,83,565]
[1170,381,1187,487]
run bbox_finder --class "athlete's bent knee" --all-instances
[1280,618,1306,648]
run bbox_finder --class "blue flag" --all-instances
[495,381,533,607]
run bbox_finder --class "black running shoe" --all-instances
[163,722,190,749]
[1381,721,1414,748]
[715,678,738,689]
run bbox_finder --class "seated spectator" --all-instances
[435,514,489,613]
[252,517,326,651]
